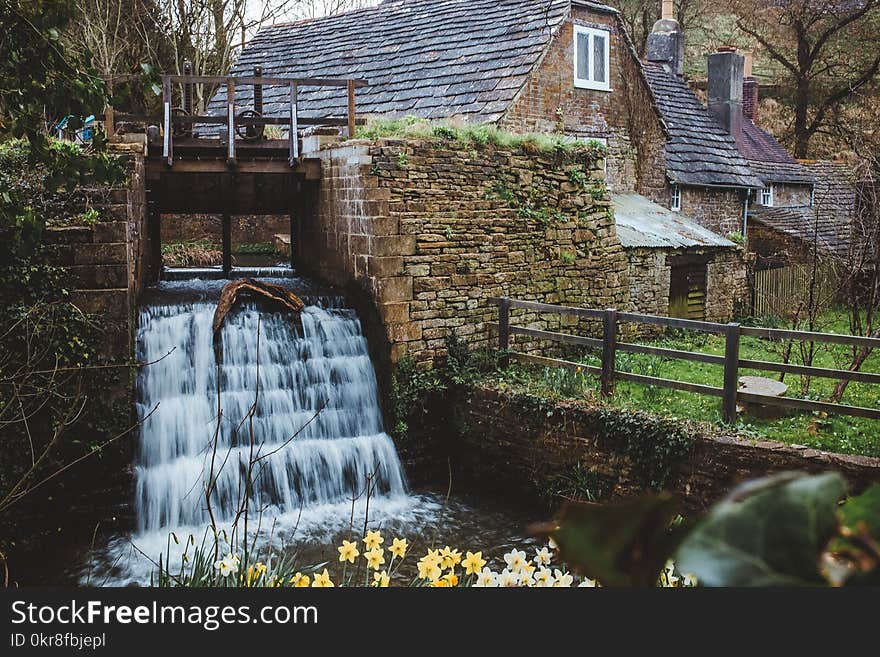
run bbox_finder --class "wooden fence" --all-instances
[752,264,837,317]
[490,297,880,423]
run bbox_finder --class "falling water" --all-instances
[133,282,407,534]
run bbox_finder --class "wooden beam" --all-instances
[145,158,321,178]
[165,75,368,88]
[290,83,299,166]
[162,77,172,166]
[116,113,366,127]
[226,81,236,166]
[348,79,356,138]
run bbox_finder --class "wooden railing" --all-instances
[106,68,368,168]
[490,297,880,423]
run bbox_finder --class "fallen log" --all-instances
[212,278,305,335]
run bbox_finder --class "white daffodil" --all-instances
[213,553,239,577]
[473,567,498,588]
[503,549,529,573]
[547,537,558,550]
[663,560,680,586]
[578,578,599,587]
[683,573,698,587]
[553,569,574,587]
[498,569,520,587]
[534,547,552,566]
[533,567,554,587]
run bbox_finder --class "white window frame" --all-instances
[573,25,611,92]
[671,185,681,212]
[761,184,775,207]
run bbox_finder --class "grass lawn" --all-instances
[490,310,880,458]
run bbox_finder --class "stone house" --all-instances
[216,0,748,324]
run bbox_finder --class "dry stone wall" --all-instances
[305,139,630,365]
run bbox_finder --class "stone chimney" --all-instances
[742,51,758,122]
[707,47,745,148]
[646,0,684,77]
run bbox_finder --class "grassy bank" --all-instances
[486,311,880,457]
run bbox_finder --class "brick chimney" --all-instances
[707,47,745,149]
[742,51,758,122]
[646,0,684,77]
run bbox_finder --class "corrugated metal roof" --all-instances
[613,194,736,249]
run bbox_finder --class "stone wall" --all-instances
[459,386,880,511]
[498,6,668,199]
[44,152,147,360]
[303,139,630,365]
[679,186,746,236]
[705,248,750,320]
[758,182,812,209]
[626,248,671,317]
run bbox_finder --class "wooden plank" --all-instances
[226,81,236,165]
[498,297,511,367]
[508,325,603,349]
[737,392,880,421]
[601,308,617,396]
[616,371,725,397]
[617,311,726,333]
[289,83,299,166]
[617,341,726,365]
[509,352,601,376]
[738,358,880,384]
[739,325,880,348]
[165,75,369,88]
[487,297,604,319]
[145,158,321,178]
[347,79,356,138]
[162,77,172,166]
[117,113,365,127]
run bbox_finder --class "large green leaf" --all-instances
[535,493,683,587]
[675,472,847,586]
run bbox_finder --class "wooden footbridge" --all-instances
[105,66,368,279]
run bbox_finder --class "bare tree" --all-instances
[731,0,880,158]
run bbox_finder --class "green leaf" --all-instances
[676,472,846,587]
[536,493,683,587]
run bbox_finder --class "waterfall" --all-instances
[133,285,407,534]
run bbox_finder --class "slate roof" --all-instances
[613,193,736,249]
[642,62,764,189]
[741,120,814,184]
[749,161,855,257]
[207,0,595,124]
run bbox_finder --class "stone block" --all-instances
[379,302,410,324]
[377,276,413,303]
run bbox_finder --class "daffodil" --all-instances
[534,567,554,587]
[363,530,384,551]
[389,537,408,559]
[364,547,386,570]
[373,570,390,587]
[338,539,359,564]
[553,569,573,587]
[473,567,498,587]
[683,573,698,587]
[547,537,558,550]
[498,569,519,587]
[417,550,443,582]
[439,546,462,569]
[213,553,240,577]
[289,572,310,587]
[533,547,552,566]
[578,578,599,587]
[246,561,267,584]
[443,572,459,586]
[311,568,334,587]
[503,549,528,573]
[461,551,486,576]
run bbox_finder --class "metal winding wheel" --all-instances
[236,109,264,141]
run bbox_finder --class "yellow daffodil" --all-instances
[311,568,334,587]
[363,529,384,551]
[443,572,459,586]
[364,547,386,570]
[289,572,310,587]
[439,546,462,569]
[461,551,486,575]
[338,539,359,564]
[373,570,390,587]
[417,550,443,582]
[389,537,408,559]
[432,577,452,587]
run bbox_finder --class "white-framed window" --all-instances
[761,184,774,207]
[671,185,681,212]
[573,25,611,92]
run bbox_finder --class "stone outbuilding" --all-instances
[613,194,747,321]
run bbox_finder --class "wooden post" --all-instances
[601,308,618,396]
[162,76,172,166]
[722,322,741,423]
[104,76,115,139]
[498,297,511,368]
[347,79,356,138]
[182,60,193,138]
[148,203,162,283]
[289,83,299,166]
[222,212,232,277]
[226,80,236,165]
